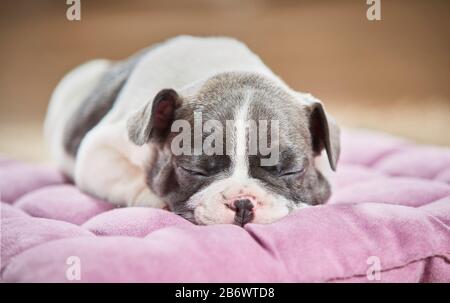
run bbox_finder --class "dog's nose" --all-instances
[232,199,254,226]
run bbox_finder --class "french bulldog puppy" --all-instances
[44,36,340,226]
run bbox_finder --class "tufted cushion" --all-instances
[1,129,449,282]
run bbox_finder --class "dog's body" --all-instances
[45,36,340,225]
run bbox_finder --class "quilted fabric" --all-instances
[1,129,449,282]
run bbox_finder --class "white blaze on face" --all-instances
[231,90,252,180]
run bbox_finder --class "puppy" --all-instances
[44,36,340,226]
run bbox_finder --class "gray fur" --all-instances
[63,47,153,156]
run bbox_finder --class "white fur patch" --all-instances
[44,59,111,177]
[188,175,295,225]
[231,89,253,179]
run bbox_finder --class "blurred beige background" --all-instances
[0,0,449,162]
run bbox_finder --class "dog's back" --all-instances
[44,59,112,176]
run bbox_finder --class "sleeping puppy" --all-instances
[44,36,340,226]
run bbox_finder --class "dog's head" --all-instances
[127,72,340,225]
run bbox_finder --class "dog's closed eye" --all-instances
[279,167,306,177]
[262,157,308,178]
[178,165,209,177]
[261,165,304,177]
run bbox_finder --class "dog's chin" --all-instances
[193,203,236,225]
[192,202,292,226]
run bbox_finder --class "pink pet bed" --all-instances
[1,129,449,282]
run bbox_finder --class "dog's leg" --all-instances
[74,123,166,208]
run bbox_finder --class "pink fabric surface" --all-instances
[1,129,449,282]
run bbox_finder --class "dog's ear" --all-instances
[127,89,182,145]
[301,95,340,171]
